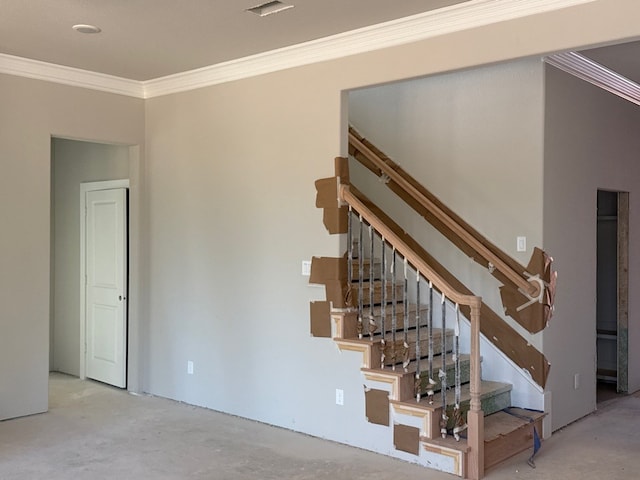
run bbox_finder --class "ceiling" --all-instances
[0,0,468,81]
[1,0,638,89]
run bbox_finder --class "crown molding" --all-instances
[143,0,595,98]
[0,53,144,98]
[545,51,640,106]
[0,0,595,99]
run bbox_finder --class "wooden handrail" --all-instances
[349,131,539,300]
[340,183,484,479]
[340,184,481,309]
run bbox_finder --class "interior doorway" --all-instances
[50,139,131,388]
[596,189,629,401]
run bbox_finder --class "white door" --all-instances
[86,188,128,388]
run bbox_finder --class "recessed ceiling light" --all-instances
[246,1,294,17]
[72,24,101,34]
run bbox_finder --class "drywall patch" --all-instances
[310,301,331,337]
[394,423,420,455]
[365,388,389,426]
[309,255,349,309]
[314,157,349,235]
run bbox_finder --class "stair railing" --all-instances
[348,129,541,301]
[341,184,485,480]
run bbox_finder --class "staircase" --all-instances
[312,132,553,479]
[331,253,542,478]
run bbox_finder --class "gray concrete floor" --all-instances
[1,373,639,479]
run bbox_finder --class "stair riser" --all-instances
[351,283,404,307]
[417,359,471,396]
[350,260,383,280]
[392,384,512,441]
[361,308,429,334]
[382,335,453,367]
[439,390,511,432]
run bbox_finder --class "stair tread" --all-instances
[339,327,452,343]
[483,408,545,442]
[368,303,428,315]
[391,380,512,412]
[381,326,452,342]
[363,354,471,377]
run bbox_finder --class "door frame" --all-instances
[616,192,629,393]
[79,179,130,382]
[595,189,629,394]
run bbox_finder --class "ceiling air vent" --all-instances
[246,1,294,17]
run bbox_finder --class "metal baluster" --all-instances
[402,258,409,372]
[357,215,364,339]
[452,304,466,441]
[380,238,387,368]
[390,248,397,370]
[347,206,353,286]
[427,281,435,404]
[368,224,375,339]
[415,270,422,402]
[440,292,448,439]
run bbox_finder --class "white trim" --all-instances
[545,51,640,106]
[142,0,594,98]
[0,0,594,99]
[0,53,144,98]
[79,179,130,381]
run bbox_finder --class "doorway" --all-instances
[50,139,133,389]
[596,189,629,401]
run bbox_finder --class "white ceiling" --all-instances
[1,0,638,97]
[0,0,468,81]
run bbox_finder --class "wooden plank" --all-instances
[484,409,544,471]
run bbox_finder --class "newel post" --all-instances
[466,300,484,480]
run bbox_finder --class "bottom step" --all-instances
[484,407,545,471]
[421,435,470,478]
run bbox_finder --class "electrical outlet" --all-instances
[335,388,344,406]
[187,360,194,375]
[302,260,311,276]
[517,236,527,252]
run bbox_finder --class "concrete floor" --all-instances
[1,373,639,479]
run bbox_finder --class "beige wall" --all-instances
[51,139,130,376]
[142,0,640,454]
[348,57,545,348]
[0,74,144,421]
[543,64,640,429]
[2,0,640,458]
